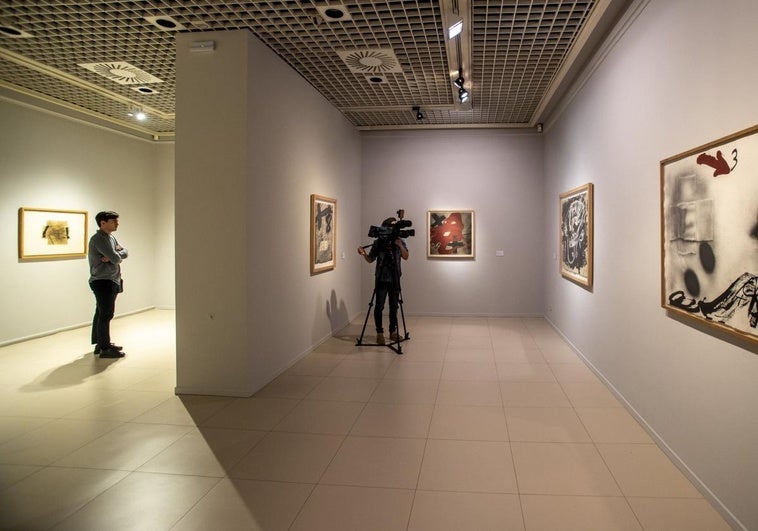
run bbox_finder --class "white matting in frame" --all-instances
[310,194,336,274]
[19,207,88,260]
[427,209,475,258]
[660,124,758,346]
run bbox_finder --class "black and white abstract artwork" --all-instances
[661,124,758,345]
[559,183,593,288]
[310,194,336,275]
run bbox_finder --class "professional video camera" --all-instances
[368,209,415,241]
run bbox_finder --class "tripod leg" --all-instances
[397,286,410,340]
[356,288,377,346]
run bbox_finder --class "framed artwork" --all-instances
[427,210,475,258]
[660,124,758,345]
[559,183,594,288]
[18,207,88,260]
[310,194,336,274]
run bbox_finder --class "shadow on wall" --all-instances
[327,289,350,335]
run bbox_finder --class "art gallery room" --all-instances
[0,0,756,529]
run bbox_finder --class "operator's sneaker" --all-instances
[390,331,401,342]
[376,334,386,345]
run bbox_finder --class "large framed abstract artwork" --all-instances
[18,207,88,260]
[427,210,475,258]
[660,124,758,345]
[559,183,594,288]
[310,194,336,275]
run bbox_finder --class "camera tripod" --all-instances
[356,243,410,355]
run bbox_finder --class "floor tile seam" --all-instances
[305,392,373,492]
[160,475,227,531]
[29,462,136,474]
[404,370,442,527]
[6,419,137,466]
[518,492,629,499]
[425,436,513,444]
[0,416,64,446]
[130,466,231,480]
[504,401,528,531]
[407,436,432,531]
[623,494,709,500]
[314,481,417,493]
[431,402,507,410]
[494,347,519,495]
[27,466,137,530]
[413,487,526,496]
[269,427,356,437]
[223,472,322,488]
[414,485,522,496]
[581,420,638,502]
[205,395,309,473]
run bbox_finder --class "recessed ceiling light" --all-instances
[0,24,33,38]
[448,19,463,39]
[144,15,186,31]
[365,74,387,84]
[316,5,352,22]
[133,86,159,95]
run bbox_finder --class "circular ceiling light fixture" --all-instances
[316,5,353,22]
[144,15,186,31]
[0,24,33,38]
[133,86,159,95]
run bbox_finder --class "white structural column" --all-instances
[174,30,255,396]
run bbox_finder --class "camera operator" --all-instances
[357,217,409,345]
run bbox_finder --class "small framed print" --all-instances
[427,210,475,258]
[559,183,593,288]
[18,207,88,260]
[310,194,336,274]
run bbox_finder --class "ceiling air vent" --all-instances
[78,61,163,85]
[337,49,403,74]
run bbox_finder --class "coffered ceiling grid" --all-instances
[0,0,619,139]
[473,0,594,123]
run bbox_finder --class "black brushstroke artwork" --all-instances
[683,269,700,297]
[669,272,758,329]
[561,195,588,272]
[42,222,70,245]
[430,212,446,228]
[699,242,716,273]
[315,204,333,233]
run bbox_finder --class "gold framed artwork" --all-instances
[559,183,594,288]
[427,210,475,258]
[660,124,757,345]
[18,207,88,260]
[310,194,336,275]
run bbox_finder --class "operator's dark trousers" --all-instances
[374,281,399,334]
[90,279,119,348]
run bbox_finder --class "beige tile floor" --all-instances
[0,309,733,530]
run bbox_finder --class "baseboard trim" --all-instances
[0,306,156,348]
[544,316,747,531]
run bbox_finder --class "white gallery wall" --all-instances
[0,99,175,345]
[542,1,758,529]
[175,30,362,396]
[361,130,544,317]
